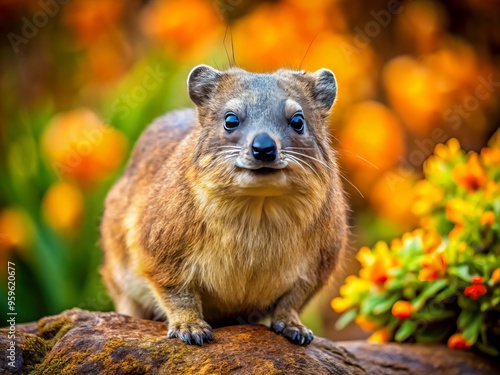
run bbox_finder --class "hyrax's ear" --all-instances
[311,68,337,110]
[187,64,222,106]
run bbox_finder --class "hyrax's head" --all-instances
[187,64,338,197]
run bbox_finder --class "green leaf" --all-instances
[360,292,390,315]
[372,293,400,315]
[385,279,405,290]
[395,320,418,342]
[475,341,500,357]
[412,280,448,312]
[335,309,357,331]
[458,295,477,310]
[458,310,476,331]
[414,323,452,344]
[434,284,457,301]
[412,305,455,323]
[448,265,472,282]
[462,314,483,345]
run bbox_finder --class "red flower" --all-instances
[471,276,483,284]
[448,333,471,350]
[464,284,486,299]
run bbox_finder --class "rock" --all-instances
[0,309,498,374]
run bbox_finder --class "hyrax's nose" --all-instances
[252,133,277,162]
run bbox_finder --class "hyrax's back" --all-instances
[100,65,348,347]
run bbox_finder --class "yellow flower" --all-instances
[358,242,399,284]
[339,275,372,297]
[412,180,443,216]
[452,153,487,192]
[423,138,464,178]
[434,138,462,160]
[367,327,391,343]
[446,198,472,224]
[355,316,377,332]
[331,297,350,314]
[42,182,84,233]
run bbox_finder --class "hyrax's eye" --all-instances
[224,112,240,131]
[289,111,305,133]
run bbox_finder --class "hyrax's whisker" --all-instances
[284,147,315,151]
[338,150,379,170]
[216,150,242,156]
[283,153,321,179]
[284,156,308,175]
[338,171,364,199]
[283,150,335,172]
[217,145,242,150]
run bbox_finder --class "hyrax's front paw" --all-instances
[271,320,314,346]
[167,319,213,345]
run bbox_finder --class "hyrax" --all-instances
[100,65,348,346]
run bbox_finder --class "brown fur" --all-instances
[100,65,348,346]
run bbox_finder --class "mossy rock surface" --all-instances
[0,309,498,374]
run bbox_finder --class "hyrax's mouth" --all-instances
[251,167,280,175]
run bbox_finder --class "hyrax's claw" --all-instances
[167,320,213,345]
[271,320,314,346]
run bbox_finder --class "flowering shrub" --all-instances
[332,132,500,356]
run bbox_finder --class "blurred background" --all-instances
[1,0,499,341]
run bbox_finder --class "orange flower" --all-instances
[422,230,443,254]
[41,108,128,187]
[340,102,406,192]
[420,243,447,282]
[391,301,412,320]
[367,327,391,343]
[62,0,124,46]
[418,267,438,281]
[452,153,487,192]
[41,182,84,233]
[369,169,418,230]
[449,223,464,241]
[480,211,495,226]
[140,0,221,56]
[447,333,471,350]
[355,316,377,332]
[492,269,500,284]
[0,208,32,252]
[480,147,500,167]
[446,198,472,224]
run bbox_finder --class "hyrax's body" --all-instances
[100,65,348,346]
